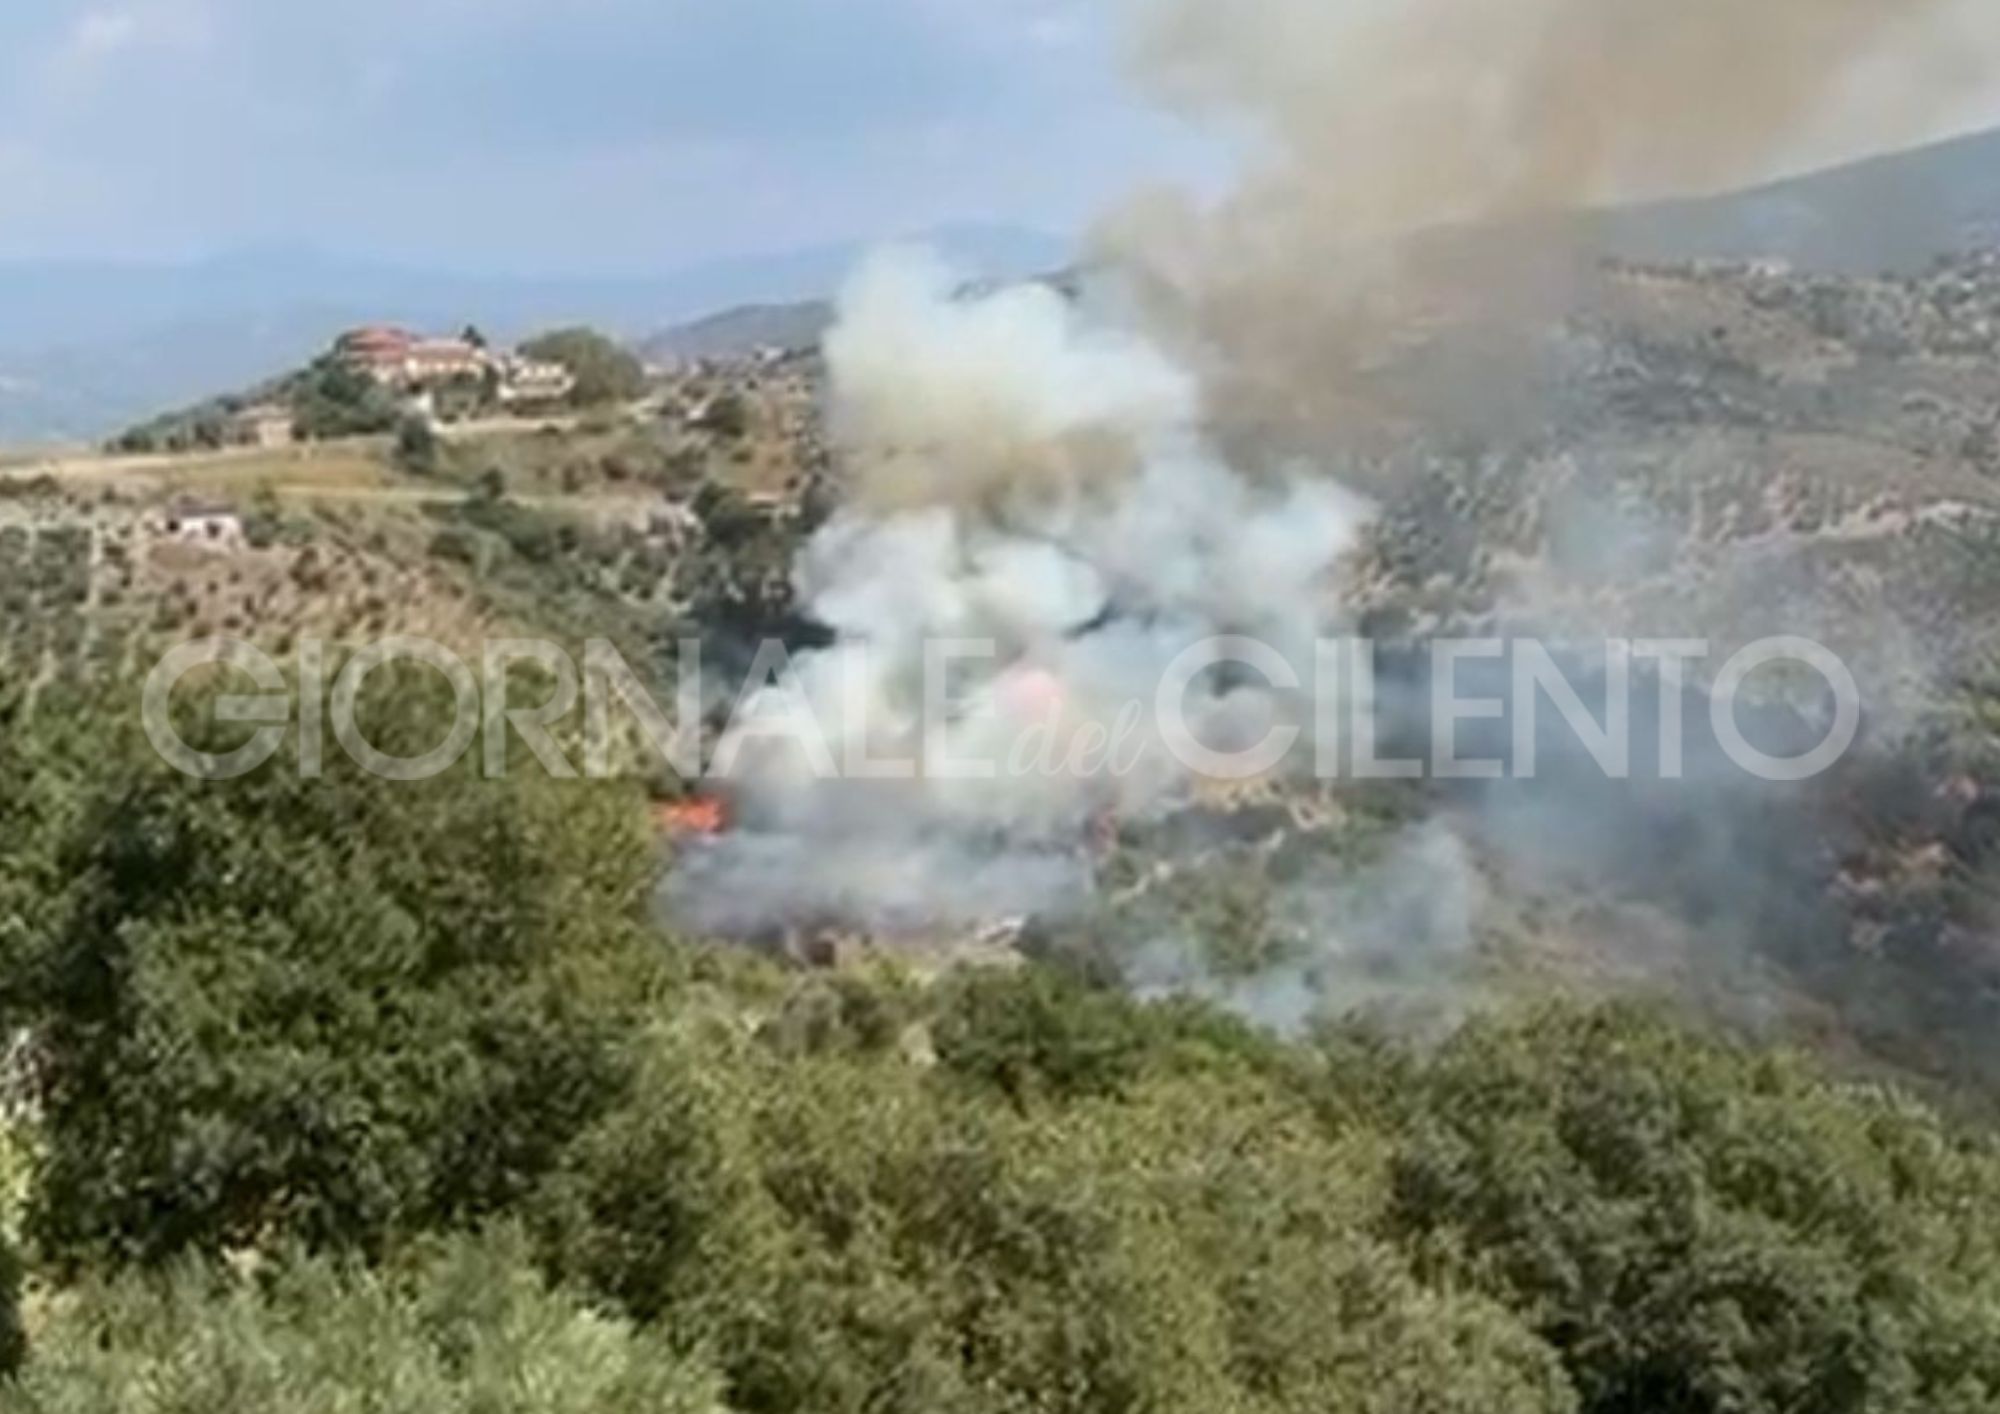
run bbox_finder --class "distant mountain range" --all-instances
[13,125,2000,445]
[640,127,2000,367]
[0,223,1067,445]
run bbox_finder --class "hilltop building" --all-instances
[332,324,484,384]
[334,326,418,380]
[336,327,486,387]
[405,337,487,383]
[333,326,578,407]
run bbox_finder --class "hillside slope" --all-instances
[639,301,834,365]
[1591,126,2000,273]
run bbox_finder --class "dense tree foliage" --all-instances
[288,357,404,440]
[518,328,647,407]
[532,995,1573,1414]
[7,673,2000,1410]
[1381,1007,2000,1413]
[8,667,668,1268]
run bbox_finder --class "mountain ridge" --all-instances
[1589,124,2000,273]
[18,123,2000,445]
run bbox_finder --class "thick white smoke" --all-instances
[671,251,1372,940]
[671,0,2000,1000]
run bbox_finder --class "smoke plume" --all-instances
[669,251,1371,942]
[1107,0,1995,451]
[666,0,2000,1045]
[1126,820,1489,1035]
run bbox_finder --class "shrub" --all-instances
[704,391,750,440]
[0,1229,718,1413]
[19,664,669,1268]
[427,525,482,567]
[931,965,1156,1104]
[1387,1005,2000,1413]
[394,414,441,475]
[290,358,401,441]
[534,1001,1574,1414]
[518,329,645,407]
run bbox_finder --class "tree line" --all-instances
[1,668,1999,1411]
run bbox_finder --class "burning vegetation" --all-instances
[15,0,2000,1410]
[654,794,731,839]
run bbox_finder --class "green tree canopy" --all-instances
[1382,1005,2000,1414]
[532,984,1575,1414]
[16,664,670,1269]
[518,328,646,407]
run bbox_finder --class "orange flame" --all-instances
[655,796,729,837]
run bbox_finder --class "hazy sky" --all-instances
[0,0,1209,273]
[2,0,1997,276]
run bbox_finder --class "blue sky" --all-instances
[6,1,1998,278]
[0,0,1208,273]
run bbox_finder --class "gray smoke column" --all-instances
[1085,0,2000,1036]
[1107,0,1998,450]
[668,250,1372,939]
[669,0,1998,978]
